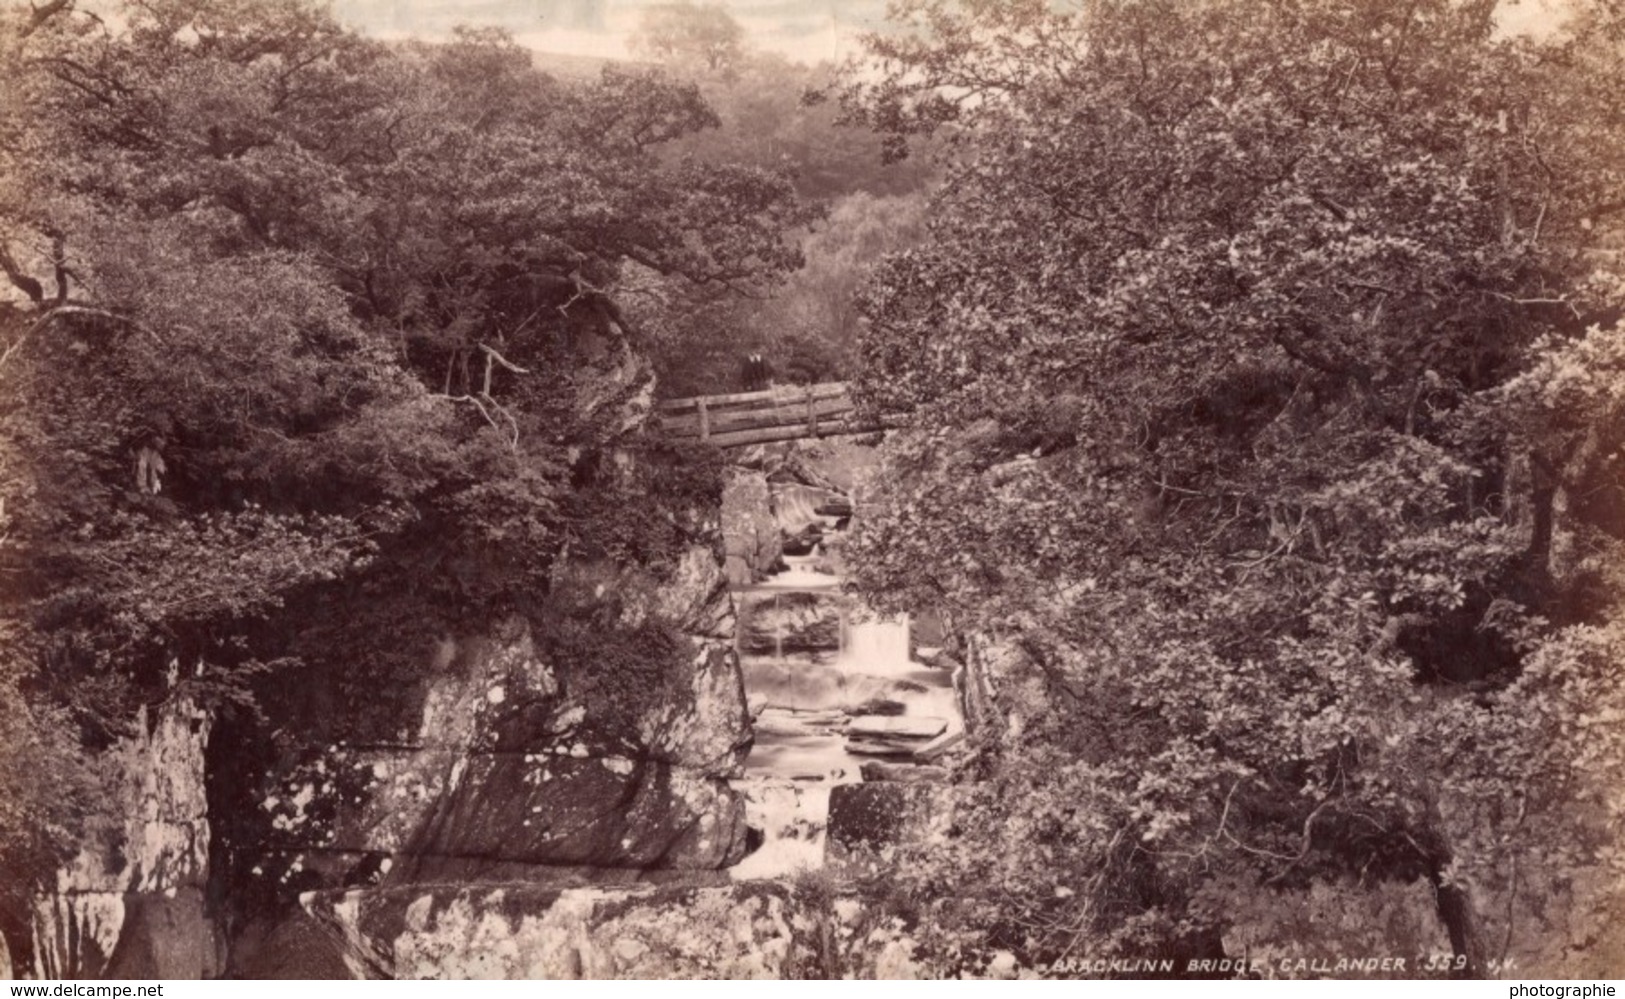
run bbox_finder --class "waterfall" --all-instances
[730,599,954,880]
[727,477,960,881]
[838,615,911,673]
[728,784,832,881]
[773,594,784,661]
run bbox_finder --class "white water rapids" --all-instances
[728,543,962,880]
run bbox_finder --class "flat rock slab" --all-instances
[844,738,918,757]
[847,715,947,740]
[753,710,844,738]
[859,761,949,783]
[913,729,966,761]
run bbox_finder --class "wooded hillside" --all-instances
[840,0,1625,976]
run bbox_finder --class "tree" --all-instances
[772,193,926,347]
[612,32,943,398]
[0,0,808,955]
[662,52,942,201]
[628,1,746,78]
[753,191,929,382]
[840,0,1625,976]
[640,191,930,395]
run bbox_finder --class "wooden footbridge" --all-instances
[656,382,894,448]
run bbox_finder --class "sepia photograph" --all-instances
[0,0,1623,983]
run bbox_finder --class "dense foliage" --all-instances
[615,3,938,396]
[0,0,804,939]
[647,190,929,395]
[841,0,1625,976]
[628,1,747,78]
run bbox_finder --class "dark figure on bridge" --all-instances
[740,352,773,392]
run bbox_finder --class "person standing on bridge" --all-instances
[739,352,774,392]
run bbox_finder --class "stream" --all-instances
[728,520,963,879]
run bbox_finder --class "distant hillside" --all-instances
[529,48,631,78]
[329,0,601,39]
[324,0,898,67]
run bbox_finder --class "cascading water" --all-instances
[840,615,913,674]
[728,507,961,880]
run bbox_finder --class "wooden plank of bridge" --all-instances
[660,393,855,437]
[698,414,905,448]
[656,382,848,417]
[656,381,897,447]
[701,422,883,448]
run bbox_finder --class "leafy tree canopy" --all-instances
[628,0,747,78]
[840,0,1625,975]
[0,0,808,915]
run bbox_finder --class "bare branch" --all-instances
[1487,292,1581,319]
[18,0,72,38]
[445,392,498,429]
[1216,794,1337,880]
[50,232,68,304]
[2,304,159,373]
[31,304,158,338]
[0,244,45,304]
[477,343,530,375]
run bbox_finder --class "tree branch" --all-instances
[0,243,44,304]
[49,232,68,304]
[18,0,72,39]
[1,304,158,373]
[477,343,529,376]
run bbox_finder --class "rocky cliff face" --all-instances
[737,591,843,658]
[18,334,799,980]
[19,418,958,980]
[238,543,754,902]
[721,470,780,586]
[272,881,928,979]
[31,696,220,979]
[214,433,974,980]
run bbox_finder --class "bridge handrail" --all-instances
[656,381,849,417]
[654,380,896,447]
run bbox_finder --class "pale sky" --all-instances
[1495,0,1572,37]
[327,0,893,65]
[325,0,1576,67]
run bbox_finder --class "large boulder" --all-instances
[241,546,755,897]
[31,696,219,980]
[780,522,825,557]
[771,482,847,538]
[737,591,842,656]
[102,890,224,980]
[227,913,360,979]
[826,783,959,875]
[732,440,880,497]
[557,547,750,771]
[721,470,780,586]
[290,880,931,979]
[572,332,655,443]
[299,882,822,979]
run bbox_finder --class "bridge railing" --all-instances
[656,382,889,447]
